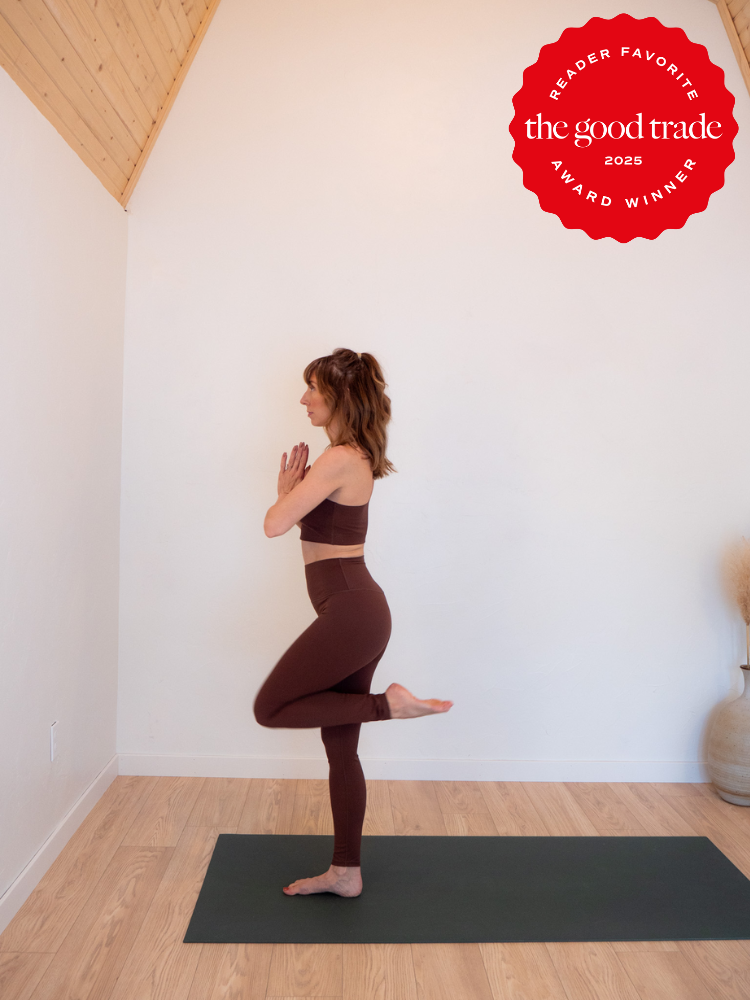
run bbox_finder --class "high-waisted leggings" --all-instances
[253,556,391,866]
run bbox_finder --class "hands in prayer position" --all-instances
[278,442,310,495]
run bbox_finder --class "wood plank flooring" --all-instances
[2,778,750,999]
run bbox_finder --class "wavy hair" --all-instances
[303,348,395,479]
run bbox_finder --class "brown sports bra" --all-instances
[299,498,369,545]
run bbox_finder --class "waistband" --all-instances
[305,556,383,609]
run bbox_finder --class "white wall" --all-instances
[0,71,127,904]
[118,0,750,780]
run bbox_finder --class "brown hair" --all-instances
[303,348,395,479]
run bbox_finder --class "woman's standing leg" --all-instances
[283,651,385,896]
[321,723,365,864]
[320,651,386,868]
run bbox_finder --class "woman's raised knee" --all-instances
[253,690,281,728]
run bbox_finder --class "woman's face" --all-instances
[300,377,332,428]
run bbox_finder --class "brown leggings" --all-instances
[253,556,391,866]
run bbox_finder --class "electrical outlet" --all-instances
[50,721,58,762]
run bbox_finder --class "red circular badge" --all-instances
[510,14,737,242]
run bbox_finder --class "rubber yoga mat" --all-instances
[184,834,750,944]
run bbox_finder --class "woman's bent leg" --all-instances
[254,589,391,730]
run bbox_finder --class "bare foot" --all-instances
[385,682,453,720]
[283,864,362,897]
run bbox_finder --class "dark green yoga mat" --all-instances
[183,835,750,944]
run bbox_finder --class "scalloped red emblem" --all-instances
[510,14,737,241]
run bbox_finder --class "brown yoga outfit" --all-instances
[254,497,391,867]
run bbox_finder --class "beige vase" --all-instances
[707,665,750,805]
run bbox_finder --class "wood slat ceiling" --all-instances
[0,1,745,207]
[0,0,221,205]
[714,0,750,98]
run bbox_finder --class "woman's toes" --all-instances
[428,699,453,712]
[386,683,452,718]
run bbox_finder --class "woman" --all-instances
[254,348,452,897]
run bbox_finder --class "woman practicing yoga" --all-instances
[254,348,452,897]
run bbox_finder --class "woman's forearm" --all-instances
[264,497,289,537]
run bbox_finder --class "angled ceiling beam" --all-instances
[119,0,220,206]
[708,0,750,98]
[0,0,222,206]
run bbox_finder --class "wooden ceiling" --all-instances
[712,0,750,97]
[0,0,221,205]
[0,0,746,207]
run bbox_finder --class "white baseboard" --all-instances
[0,754,119,937]
[118,753,709,783]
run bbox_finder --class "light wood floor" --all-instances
[2,778,750,999]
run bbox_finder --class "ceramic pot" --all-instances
[708,665,750,806]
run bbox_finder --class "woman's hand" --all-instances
[278,442,310,496]
[265,445,348,537]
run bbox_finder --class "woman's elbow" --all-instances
[264,513,285,537]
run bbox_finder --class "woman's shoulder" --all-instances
[313,446,373,500]
[316,443,368,469]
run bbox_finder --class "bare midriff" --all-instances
[301,541,365,565]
